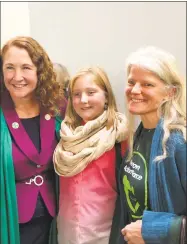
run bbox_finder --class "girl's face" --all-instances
[72,74,107,122]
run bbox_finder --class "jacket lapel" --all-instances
[2,92,55,165]
[38,109,55,164]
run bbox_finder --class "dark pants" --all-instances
[19,214,53,244]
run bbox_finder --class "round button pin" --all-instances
[12,122,19,129]
[45,114,51,120]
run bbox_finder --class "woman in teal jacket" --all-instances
[110,46,186,244]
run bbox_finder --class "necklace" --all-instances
[145,128,155,133]
[135,127,155,151]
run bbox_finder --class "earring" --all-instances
[104,103,108,110]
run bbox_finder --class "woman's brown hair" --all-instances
[1,36,64,115]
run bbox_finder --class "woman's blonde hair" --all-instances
[125,46,186,161]
[53,63,70,97]
[65,66,118,129]
[1,36,64,115]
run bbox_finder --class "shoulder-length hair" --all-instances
[65,66,118,129]
[125,46,186,161]
[1,36,64,115]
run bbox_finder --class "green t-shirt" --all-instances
[122,127,155,221]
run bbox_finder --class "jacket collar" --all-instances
[1,91,55,165]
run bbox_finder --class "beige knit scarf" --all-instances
[53,111,128,177]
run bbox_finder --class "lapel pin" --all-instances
[12,122,19,129]
[45,114,51,121]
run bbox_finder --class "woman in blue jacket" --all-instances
[110,46,186,244]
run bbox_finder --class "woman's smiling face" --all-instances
[125,65,168,123]
[3,46,38,101]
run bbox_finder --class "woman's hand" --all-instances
[121,220,145,244]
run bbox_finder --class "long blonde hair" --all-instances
[65,66,118,129]
[125,46,186,161]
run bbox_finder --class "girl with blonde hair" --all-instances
[53,66,129,244]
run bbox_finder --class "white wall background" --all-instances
[1,2,30,47]
[1,2,186,112]
[28,2,186,112]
